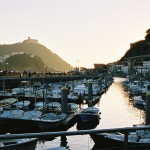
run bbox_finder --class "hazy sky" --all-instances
[0,0,150,68]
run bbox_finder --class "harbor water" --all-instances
[36,77,145,150]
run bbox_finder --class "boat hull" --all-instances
[91,133,150,149]
[0,138,37,150]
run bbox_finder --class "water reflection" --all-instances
[97,77,145,129]
[60,135,70,149]
[36,77,146,150]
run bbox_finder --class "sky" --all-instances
[0,0,150,68]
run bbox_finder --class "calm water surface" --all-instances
[36,77,145,150]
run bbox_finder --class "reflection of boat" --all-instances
[0,137,38,150]
[78,106,100,123]
[90,130,150,149]
[77,118,99,130]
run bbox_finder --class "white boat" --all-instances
[4,100,30,110]
[78,106,100,123]
[141,83,150,96]
[128,80,143,96]
[0,136,38,150]
[133,95,145,106]
[32,112,67,131]
[18,110,42,120]
[73,84,86,96]
[84,84,100,96]
[0,98,17,108]
[0,109,24,118]
[91,129,150,149]
[34,101,61,112]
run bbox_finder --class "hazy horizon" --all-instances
[0,0,150,68]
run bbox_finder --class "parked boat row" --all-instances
[0,76,114,149]
[90,77,150,149]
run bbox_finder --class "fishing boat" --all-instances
[90,130,150,149]
[0,136,38,150]
[78,106,100,123]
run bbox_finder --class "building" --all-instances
[23,37,38,44]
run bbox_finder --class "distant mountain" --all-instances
[119,28,150,62]
[0,39,73,72]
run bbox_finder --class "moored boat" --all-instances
[78,106,100,123]
[90,130,150,149]
[0,98,17,108]
[0,137,38,150]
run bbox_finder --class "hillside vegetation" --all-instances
[4,53,52,72]
[0,42,72,72]
[119,28,150,62]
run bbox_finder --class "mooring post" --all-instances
[88,82,93,106]
[124,131,128,150]
[61,87,68,114]
[146,91,150,125]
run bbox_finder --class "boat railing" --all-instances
[1,125,150,150]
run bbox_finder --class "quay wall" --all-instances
[0,75,100,90]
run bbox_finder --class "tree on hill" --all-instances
[118,28,150,62]
[2,53,55,72]
[145,28,150,41]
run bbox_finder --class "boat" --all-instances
[133,95,145,106]
[90,130,150,149]
[18,110,42,120]
[67,103,78,113]
[0,109,24,131]
[77,117,99,130]
[32,112,67,131]
[34,101,61,112]
[0,109,24,119]
[0,136,38,150]
[0,109,67,133]
[78,106,100,123]
[4,100,30,110]
[0,98,17,108]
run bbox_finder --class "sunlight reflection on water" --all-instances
[36,77,145,150]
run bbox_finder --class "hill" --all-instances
[4,53,56,72]
[0,40,73,72]
[119,28,150,62]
